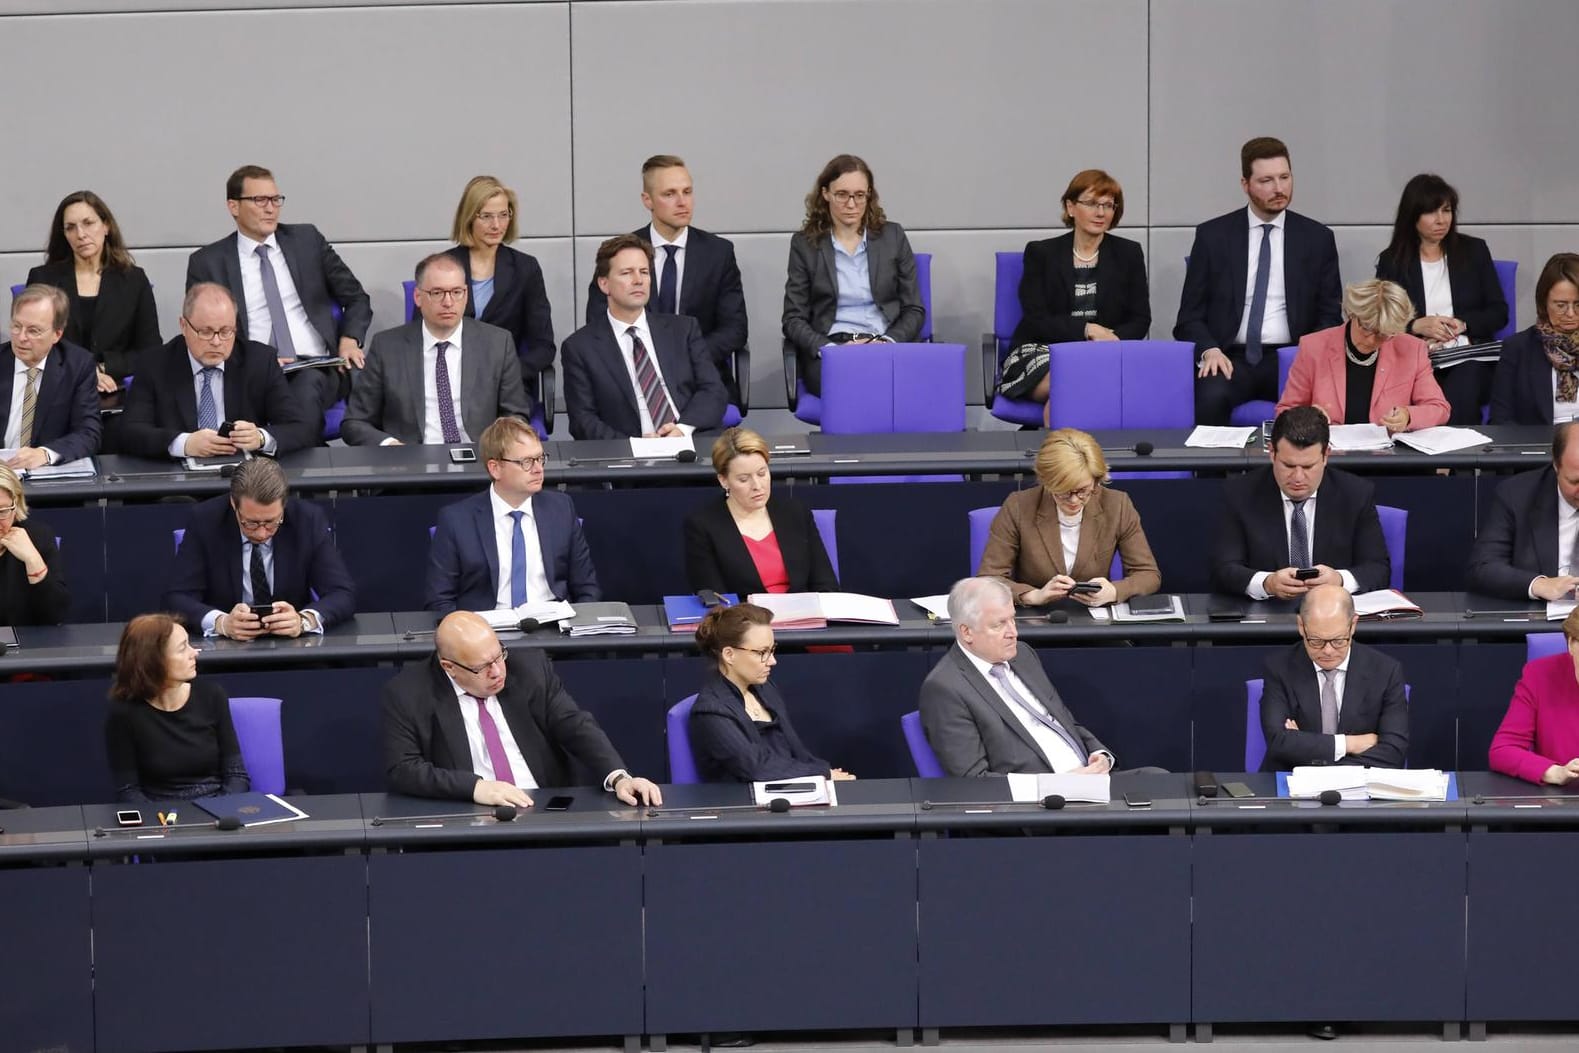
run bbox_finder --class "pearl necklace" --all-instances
[1344,324,1378,367]
[1072,244,1100,264]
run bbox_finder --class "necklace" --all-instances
[1344,325,1378,367]
[1072,244,1100,264]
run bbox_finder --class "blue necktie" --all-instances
[654,244,679,315]
[255,244,299,361]
[508,509,528,607]
[1244,222,1274,366]
[197,367,220,432]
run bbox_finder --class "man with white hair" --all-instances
[919,576,1115,777]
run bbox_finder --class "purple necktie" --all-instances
[255,244,299,361]
[434,340,463,444]
[628,326,677,430]
[470,693,516,785]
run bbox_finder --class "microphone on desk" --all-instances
[1100,441,1155,457]
[94,815,243,837]
[647,797,793,817]
[919,794,1072,811]
[1197,789,1343,807]
[675,448,698,463]
[369,805,518,826]
[517,618,541,633]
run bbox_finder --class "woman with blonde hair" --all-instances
[0,464,68,625]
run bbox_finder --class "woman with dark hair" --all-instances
[1490,253,1579,424]
[104,613,250,802]
[27,190,160,389]
[689,603,854,783]
[782,154,925,396]
[1375,174,1507,423]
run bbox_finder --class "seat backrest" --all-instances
[821,342,966,434]
[1244,679,1267,772]
[666,694,701,784]
[1375,505,1407,592]
[811,508,840,582]
[993,252,1026,355]
[967,506,997,575]
[229,696,286,794]
[402,280,417,324]
[1493,259,1517,342]
[8,284,22,299]
[172,528,185,553]
[1119,341,1196,428]
[901,710,946,778]
[1528,632,1566,663]
[915,252,934,341]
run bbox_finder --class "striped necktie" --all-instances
[628,326,677,430]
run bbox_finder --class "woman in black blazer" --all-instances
[1375,174,1508,424]
[27,190,159,388]
[1490,253,1579,425]
[0,465,69,626]
[684,427,839,595]
[1007,169,1150,419]
[445,175,556,380]
[689,603,853,783]
[782,154,926,396]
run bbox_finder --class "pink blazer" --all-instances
[1490,653,1579,785]
[1276,324,1450,430]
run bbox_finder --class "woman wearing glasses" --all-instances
[1490,254,1579,425]
[977,428,1160,608]
[443,175,556,383]
[689,603,855,783]
[1000,170,1151,424]
[0,464,68,625]
[782,154,925,396]
[105,612,250,802]
[1276,279,1449,432]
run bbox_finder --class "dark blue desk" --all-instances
[0,805,91,1053]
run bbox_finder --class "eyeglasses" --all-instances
[421,287,467,303]
[1075,198,1117,213]
[444,648,509,675]
[235,512,285,532]
[830,190,869,205]
[498,454,548,471]
[182,317,236,342]
[740,645,776,661]
[1304,636,1352,652]
[1053,484,1100,503]
[9,323,51,341]
[1549,301,1579,316]
[233,195,285,209]
[1351,319,1381,337]
[475,209,513,224]
[0,506,16,518]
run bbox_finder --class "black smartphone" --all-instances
[449,447,477,463]
[217,421,235,437]
[116,809,142,826]
[249,603,274,619]
[763,781,817,793]
[543,795,574,812]
[1222,781,1255,799]
[1123,792,1152,808]
[1071,582,1102,595]
[1294,567,1321,581]
[698,589,722,608]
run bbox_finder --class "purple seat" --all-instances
[1528,633,1565,663]
[1226,345,1299,427]
[1376,505,1407,592]
[983,252,1046,426]
[821,342,965,434]
[229,696,285,794]
[8,284,22,298]
[811,508,840,581]
[968,505,1121,580]
[1044,340,1195,430]
[901,710,945,778]
[322,398,346,441]
[666,694,701,784]
[172,528,185,552]
[1247,678,1411,771]
[1493,259,1518,342]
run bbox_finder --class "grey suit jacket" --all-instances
[781,221,926,357]
[919,641,1110,777]
[341,318,533,445]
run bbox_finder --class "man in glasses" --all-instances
[1466,422,1579,601]
[186,164,373,419]
[426,415,600,612]
[118,283,316,459]
[382,610,662,807]
[1257,584,1408,771]
[343,254,532,446]
[1211,406,1390,600]
[1,284,101,470]
[163,457,356,640]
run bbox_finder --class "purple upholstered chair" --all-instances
[1493,259,1518,341]
[1226,345,1299,428]
[1375,505,1407,592]
[229,696,286,794]
[1043,340,1195,430]
[981,252,1045,426]
[967,505,1122,580]
[901,710,945,778]
[666,694,701,784]
[821,342,966,483]
[1528,633,1565,663]
[1246,678,1411,771]
[811,508,840,581]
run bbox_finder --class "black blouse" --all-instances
[104,679,250,802]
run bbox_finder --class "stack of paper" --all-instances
[1327,424,1393,452]
[1391,426,1493,455]
[1007,771,1111,804]
[1353,589,1423,619]
[1185,426,1256,449]
[748,592,900,629]
[7,456,97,480]
[1286,767,1369,801]
[752,774,836,807]
[1365,769,1449,801]
[1546,598,1576,622]
[561,601,639,636]
[910,595,952,621]
[478,600,575,632]
[629,435,694,459]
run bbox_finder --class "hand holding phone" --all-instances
[1071,581,1103,595]
[1294,567,1321,581]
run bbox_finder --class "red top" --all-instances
[742,532,789,593]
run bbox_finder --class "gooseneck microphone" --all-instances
[369,804,518,826]
[1099,440,1155,457]
[647,797,793,817]
[1198,789,1343,806]
[94,815,243,837]
[919,794,1071,811]
[675,448,698,463]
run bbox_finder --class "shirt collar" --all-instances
[1310,650,1353,676]
[958,641,1003,681]
[187,351,223,376]
[422,322,463,353]
[1280,487,1319,507]
[237,230,280,256]
[650,224,689,250]
[608,310,650,343]
[830,231,868,258]
[13,353,48,375]
[1247,206,1287,232]
[489,485,534,518]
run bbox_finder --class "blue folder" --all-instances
[662,593,740,630]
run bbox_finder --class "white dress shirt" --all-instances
[235,232,329,358]
[1308,651,1353,762]
[1233,207,1291,349]
[650,223,688,306]
[167,352,276,458]
[446,673,539,790]
[1530,488,1579,597]
[420,323,469,445]
[606,310,694,437]
[1246,489,1359,600]
[5,355,57,462]
[490,486,554,608]
[959,646,1096,773]
[1420,257,1468,351]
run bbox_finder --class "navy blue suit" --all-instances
[445,245,556,377]
[1488,327,1555,425]
[561,312,727,439]
[426,488,600,612]
[0,340,102,462]
[163,494,357,628]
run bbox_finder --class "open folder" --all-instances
[747,592,899,629]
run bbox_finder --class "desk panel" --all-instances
[0,864,91,1053]
[1467,827,1579,1020]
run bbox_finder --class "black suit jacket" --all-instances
[1009,232,1151,347]
[561,313,727,439]
[1466,466,1562,599]
[185,223,372,349]
[689,671,831,783]
[0,518,69,626]
[1174,208,1342,356]
[1488,327,1553,425]
[117,336,316,458]
[444,245,555,376]
[381,649,627,800]
[163,493,356,628]
[425,488,601,612]
[26,261,161,382]
[782,222,926,357]
[683,494,839,595]
[1211,465,1390,595]
[1259,641,1409,770]
[1374,234,1507,345]
[0,341,102,462]
[584,226,749,371]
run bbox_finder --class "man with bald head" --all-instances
[1257,584,1409,771]
[381,611,662,807]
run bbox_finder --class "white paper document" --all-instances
[1365,769,1449,801]
[1007,772,1111,804]
[1184,426,1256,449]
[478,600,575,631]
[1390,426,1493,455]
[0,453,98,480]
[1327,424,1393,452]
[752,774,836,807]
[1547,598,1577,622]
[748,591,899,628]
[1285,767,1369,801]
[910,595,952,620]
[629,435,694,459]
[1352,589,1423,618]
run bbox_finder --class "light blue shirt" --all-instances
[828,233,889,336]
[470,276,495,317]
[200,535,323,636]
[169,351,277,458]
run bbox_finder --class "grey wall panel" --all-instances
[0,4,572,251]
[0,0,559,11]
[1150,0,1579,227]
[569,0,1148,234]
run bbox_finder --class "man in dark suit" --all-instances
[584,155,749,405]
[381,611,663,806]
[2,285,101,469]
[342,254,533,446]
[186,164,373,417]
[1212,407,1390,599]
[117,283,316,459]
[920,576,1115,777]
[1174,137,1342,425]
[1466,422,1579,601]
[563,234,728,439]
[1259,584,1409,770]
[427,415,599,612]
[163,458,355,640]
